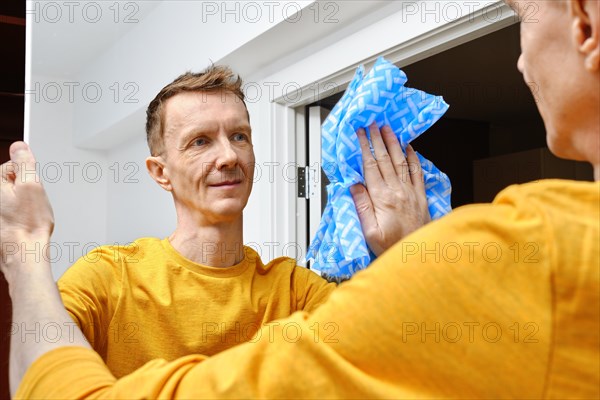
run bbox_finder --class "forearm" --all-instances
[5,242,91,396]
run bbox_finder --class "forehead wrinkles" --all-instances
[163,105,190,143]
[164,97,250,143]
[165,89,249,129]
[163,95,212,139]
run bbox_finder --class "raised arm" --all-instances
[0,142,91,396]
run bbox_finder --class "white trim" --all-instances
[271,102,296,255]
[24,1,33,143]
[274,1,515,107]
[308,107,326,247]
[219,1,399,80]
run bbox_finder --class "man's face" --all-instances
[159,91,255,224]
[507,0,590,159]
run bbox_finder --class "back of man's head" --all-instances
[145,65,247,156]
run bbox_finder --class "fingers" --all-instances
[356,127,382,184]
[363,124,411,187]
[379,125,410,184]
[357,126,426,199]
[406,145,431,222]
[369,124,400,185]
[9,142,39,185]
[349,184,380,252]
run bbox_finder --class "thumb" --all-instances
[350,184,376,233]
[10,142,39,184]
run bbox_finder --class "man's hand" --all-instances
[0,142,54,278]
[350,124,430,256]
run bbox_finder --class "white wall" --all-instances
[105,135,176,245]
[27,75,108,279]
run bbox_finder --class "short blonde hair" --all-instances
[145,65,247,156]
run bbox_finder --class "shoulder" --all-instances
[246,248,333,307]
[105,237,163,265]
[244,245,297,274]
[493,179,599,211]
[80,237,160,266]
[244,246,324,281]
[427,180,598,236]
[490,179,599,236]
[264,256,298,272]
[58,237,162,285]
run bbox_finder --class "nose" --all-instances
[215,138,239,170]
[517,54,524,74]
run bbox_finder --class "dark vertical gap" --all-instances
[304,107,311,268]
[0,0,26,397]
[304,106,333,270]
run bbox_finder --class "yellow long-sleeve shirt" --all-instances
[17,180,600,398]
[56,238,336,378]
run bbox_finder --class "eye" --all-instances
[192,137,208,146]
[232,133,248,142]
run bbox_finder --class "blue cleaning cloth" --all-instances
[306,57,452,279]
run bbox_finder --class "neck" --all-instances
[581,128,600,182]
[568,109,599,181]
[169,212,245,268]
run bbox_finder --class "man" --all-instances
[1,0,598,397]
[55,67,341,378]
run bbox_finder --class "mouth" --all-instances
[209,180,243,188]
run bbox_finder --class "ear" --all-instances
[571,0,600,72]
[146,156,172,191]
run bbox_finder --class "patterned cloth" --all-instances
[306,57,452,279]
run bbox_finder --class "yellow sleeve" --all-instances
[18,201,555,398]
[57,246,123,350]
[291,264,337,313]
[15,347,206,400]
